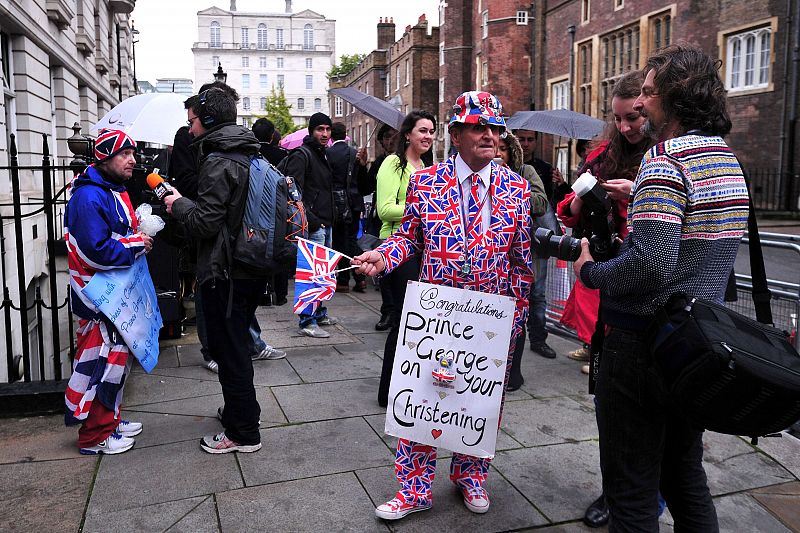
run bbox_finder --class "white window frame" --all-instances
[241,56,249,68]
[481,61,488,86]
[260,74,268,89]
[404,59,410,87]
[550,79,570,110]
[241,27,249,49]
[439,78,444,102]
[516,11,528,25]
[556,147,569,177]
[305,58,312,69]
[581,0,591,24]
[306,75,313,90]
[257,23,267,49]
[481,10,488,39]
[276,28,284,50]
[210,21,221,48]
[242,73,250,89]
[725,26,772,93]
[439,42,445,65]
[242,97,250,111]
[297,97,305,111]
[277,74,284,89]
[259,56,267,68]
[395,65,400,90]
[314,98,321,111]
[303,24,314,50]
[260,96,267,110]
[212,55,219,67]
[335,96,343,116]
[277,57,284,69]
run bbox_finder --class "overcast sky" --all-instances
[131,0,440,83]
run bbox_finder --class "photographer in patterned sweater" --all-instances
[573,45,750,532]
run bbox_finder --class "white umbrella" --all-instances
[92,93,187,146]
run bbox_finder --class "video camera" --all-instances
[532,171,620,262]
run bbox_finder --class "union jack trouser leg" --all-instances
[394,438,437,505]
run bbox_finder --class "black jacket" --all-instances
[171,123,261,283]
[326,140,366,213]
[281,135,334,232]
[259,142,289,167]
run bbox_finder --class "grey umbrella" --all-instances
[330,87,405,130]
[506,109,605,140]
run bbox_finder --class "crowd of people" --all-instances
[64,44,754,532]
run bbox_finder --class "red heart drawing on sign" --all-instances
[431,429,442,439]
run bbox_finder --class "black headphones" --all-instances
[198,90,216,128]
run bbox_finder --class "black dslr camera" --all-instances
[532,172,620,262]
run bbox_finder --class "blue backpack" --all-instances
[214,152,307,276]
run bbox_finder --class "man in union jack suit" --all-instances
[64,129,152,455]
[354,91,534,520]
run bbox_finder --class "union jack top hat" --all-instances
[448,91,506,131]
[94,128,137,163]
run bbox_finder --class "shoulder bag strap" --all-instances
[742,167,773,325]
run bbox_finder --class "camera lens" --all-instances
[533,227,581,262]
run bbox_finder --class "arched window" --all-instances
[210,21,221,48]
[297,98,305,111]
[314,98,322,111]
[303,24,314,50]
[243,97,250,111]
[257,23,267,49]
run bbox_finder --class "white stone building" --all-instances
[192,1,335,128]
[0,0,137,382]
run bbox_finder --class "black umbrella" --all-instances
[506,109,605,140]
[330,87,405,130]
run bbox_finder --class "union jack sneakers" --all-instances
[375,493,432,521]
[460,485,491,514]
[116,419,143,437]
[79,432,135,455]
[200,431,262,454]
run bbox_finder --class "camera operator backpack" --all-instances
[211,152,307,276]
[649,190,800,443]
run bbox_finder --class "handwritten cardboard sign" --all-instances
[81,256,162,373]
[385,281,515,458]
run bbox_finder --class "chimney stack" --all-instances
[285,0,292,13]
[377,16,395,50]
[230,0,236,11]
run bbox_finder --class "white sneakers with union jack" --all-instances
[460,485,491,514]
[375,493,432,520]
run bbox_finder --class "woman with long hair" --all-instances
[375,109,437,408]
[556,70,652,528]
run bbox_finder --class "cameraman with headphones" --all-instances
[164,88,266,455]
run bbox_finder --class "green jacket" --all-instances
[376,154,416,239]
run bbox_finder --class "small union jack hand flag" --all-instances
[293,238,345,316]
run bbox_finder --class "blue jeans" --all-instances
[249,318,266,355]
[596,328,717,532]
[299,225,332,328]
[527,257,548,344]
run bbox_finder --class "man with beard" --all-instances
[574,45,750,531]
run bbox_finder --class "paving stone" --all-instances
[0,414,84,463]
[272,377,384,423]
[124,372,223,406]
[702,432,794,495]
[0,458,95,533]
[518,352,592,399]
[131,344,179,374]
[356,458,549,532]
[750,481,800,532]
[126,386,287,427]
[216,473,386,532]
[501,397,598,446]
[494,441,603,523]
[111,412,223,448]
[83,495,217,533]
[335,332,390,353]
[755,433,800,480]
[714,492,793,533]
[169,495,220,533]
[176,342,207,366]
[238,417,391,485]
[286,346,383,382]
[88,440,243,513]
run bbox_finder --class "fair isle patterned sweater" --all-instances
[580,134,750,327]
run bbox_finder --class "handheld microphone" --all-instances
[145,170,173,201]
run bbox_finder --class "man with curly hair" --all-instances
[574,45,750,532]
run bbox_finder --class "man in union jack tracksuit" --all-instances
[64,129,152,455]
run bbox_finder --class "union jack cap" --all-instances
[94,129,137,162]
[448,91,506,130]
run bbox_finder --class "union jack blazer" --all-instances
[378,155,534,336]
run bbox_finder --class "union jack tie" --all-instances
[466,173,483,251]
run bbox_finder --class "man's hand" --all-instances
[139,234,154,254]
[552,167,565,185]
[163,187,183,215]
[601,179,632,201]
[356,147,368,166]
[572,238,593,279]
[352,250,386,277]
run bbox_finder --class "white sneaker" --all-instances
[299,324,330,338]
[79,432,135,455]
[252,344,287,360]
[204,360,219,373]
[116,419,143,437]
[200,431,261,454]
[317,316,339,326]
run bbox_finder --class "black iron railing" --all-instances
[748,168,800,212]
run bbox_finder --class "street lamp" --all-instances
[214,63,227,84]
[131,23,140,94]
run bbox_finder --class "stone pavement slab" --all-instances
[494,441,603,523]
[715,492,793,532]
[124,372,224,406]
[238,417,391,485]
[83,495,218,533]
[286,346,383,382]
[750,481,800,532]
[754,432,800,480]
[501,396,598,446]
[216,472,387,533]
[272,377,385,423]
[702,432,795,495]
[110,411,223,449]
[88,440,243,513]
[356,458,549,532]
[518,353,591,400]
[0,457,95,533]
[335,332,391,354]
[0,414,85,462]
